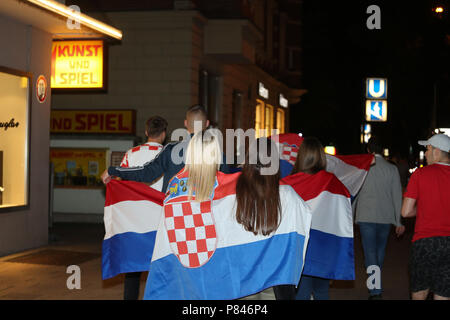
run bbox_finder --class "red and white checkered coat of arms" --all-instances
[281,143,299,166]
[164,200,217,268]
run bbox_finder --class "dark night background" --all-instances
[290,0,450,158]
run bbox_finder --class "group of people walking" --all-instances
[101,104,450,300]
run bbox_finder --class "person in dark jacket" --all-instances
[101,105,229,191]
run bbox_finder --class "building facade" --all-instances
[0,0,120,256]
[50,0,306,221]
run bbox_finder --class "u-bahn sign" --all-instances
[365,100,387,122]
[366,78,387,99]
[365,78,387,122]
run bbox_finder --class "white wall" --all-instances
[50,138,134,222]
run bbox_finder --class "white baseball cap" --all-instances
[418,134,450,152]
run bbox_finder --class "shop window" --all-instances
[255,99,265,138]
[265,104,274,137]
[50,148,107,188]
[199,69,222,128]
[276,108,285,134]
[0,68,30,210]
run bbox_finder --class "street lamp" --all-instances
[434,6,444,13]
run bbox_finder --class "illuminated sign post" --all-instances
[365,78,387,122]
[365,100,387,121]
[51,40,105,89]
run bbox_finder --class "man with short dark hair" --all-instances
[354,136,405,299]
[101,105,229,191]
[402,133,450,300]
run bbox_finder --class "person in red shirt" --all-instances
[402,133,450,300]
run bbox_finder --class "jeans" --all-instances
[295,275,330,300]
[358,222,391,296]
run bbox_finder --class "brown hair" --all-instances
[145,116,168,138]
[292,136,327,175]
[235,138,281,236]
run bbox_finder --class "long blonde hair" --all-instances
[184,130,222,202]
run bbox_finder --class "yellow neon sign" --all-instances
[51,40,104,89]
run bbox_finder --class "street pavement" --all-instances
[0,219,415,300]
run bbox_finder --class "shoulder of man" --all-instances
[128,143,159,154]
[157,140,188,160]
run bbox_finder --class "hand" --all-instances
[395,225,405,237]
[101,169,112,185]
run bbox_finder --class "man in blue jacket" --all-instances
[101,105,229,191]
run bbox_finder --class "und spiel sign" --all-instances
[51,40,104,89]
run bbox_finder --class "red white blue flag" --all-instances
[102,180,164,280]
[143,171,312,300]
[273,133,374,280]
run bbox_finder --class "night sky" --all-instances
[290,0,450,157]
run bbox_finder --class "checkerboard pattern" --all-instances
[281,143,299,166]
[164,200,217,268]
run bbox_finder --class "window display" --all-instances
[0,68,30,210]
[50,148,107,187]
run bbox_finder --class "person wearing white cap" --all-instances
[401,133,450,300]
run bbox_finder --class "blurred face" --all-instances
[425,145,438,165]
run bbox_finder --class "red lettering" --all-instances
[87,114,99,130]
[52,118,63,130]
[99,114,104,130]
[105,114,116,131]
[118,114,130,131]
[86,45,93,56]
[74,114,86,130]
[92,45,102,56]
[63,119,71,130]
[67,45,75,57]
[58,45,68,57]
[75,45,84,57]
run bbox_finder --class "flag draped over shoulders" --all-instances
[282,171,354,280]
[271,133,373,198]
[102,180,165,280]
[273,133,374,280]
[143,171,312,300]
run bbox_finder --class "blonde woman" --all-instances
[183,129,222,202]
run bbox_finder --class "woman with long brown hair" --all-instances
[235,137,282,236]
[235,137,309,299]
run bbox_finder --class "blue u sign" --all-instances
[366,78,387,99]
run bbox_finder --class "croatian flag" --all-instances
[143,171,312,300]
[282,171,354,280]
[273,133,374,280]
[102,180,164,280]
[272,133,374,198]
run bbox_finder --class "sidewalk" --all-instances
[0,220,414,300]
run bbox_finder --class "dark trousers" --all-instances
[124,272,142,300]
[296,275,330,300]
[273,285,296,300]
